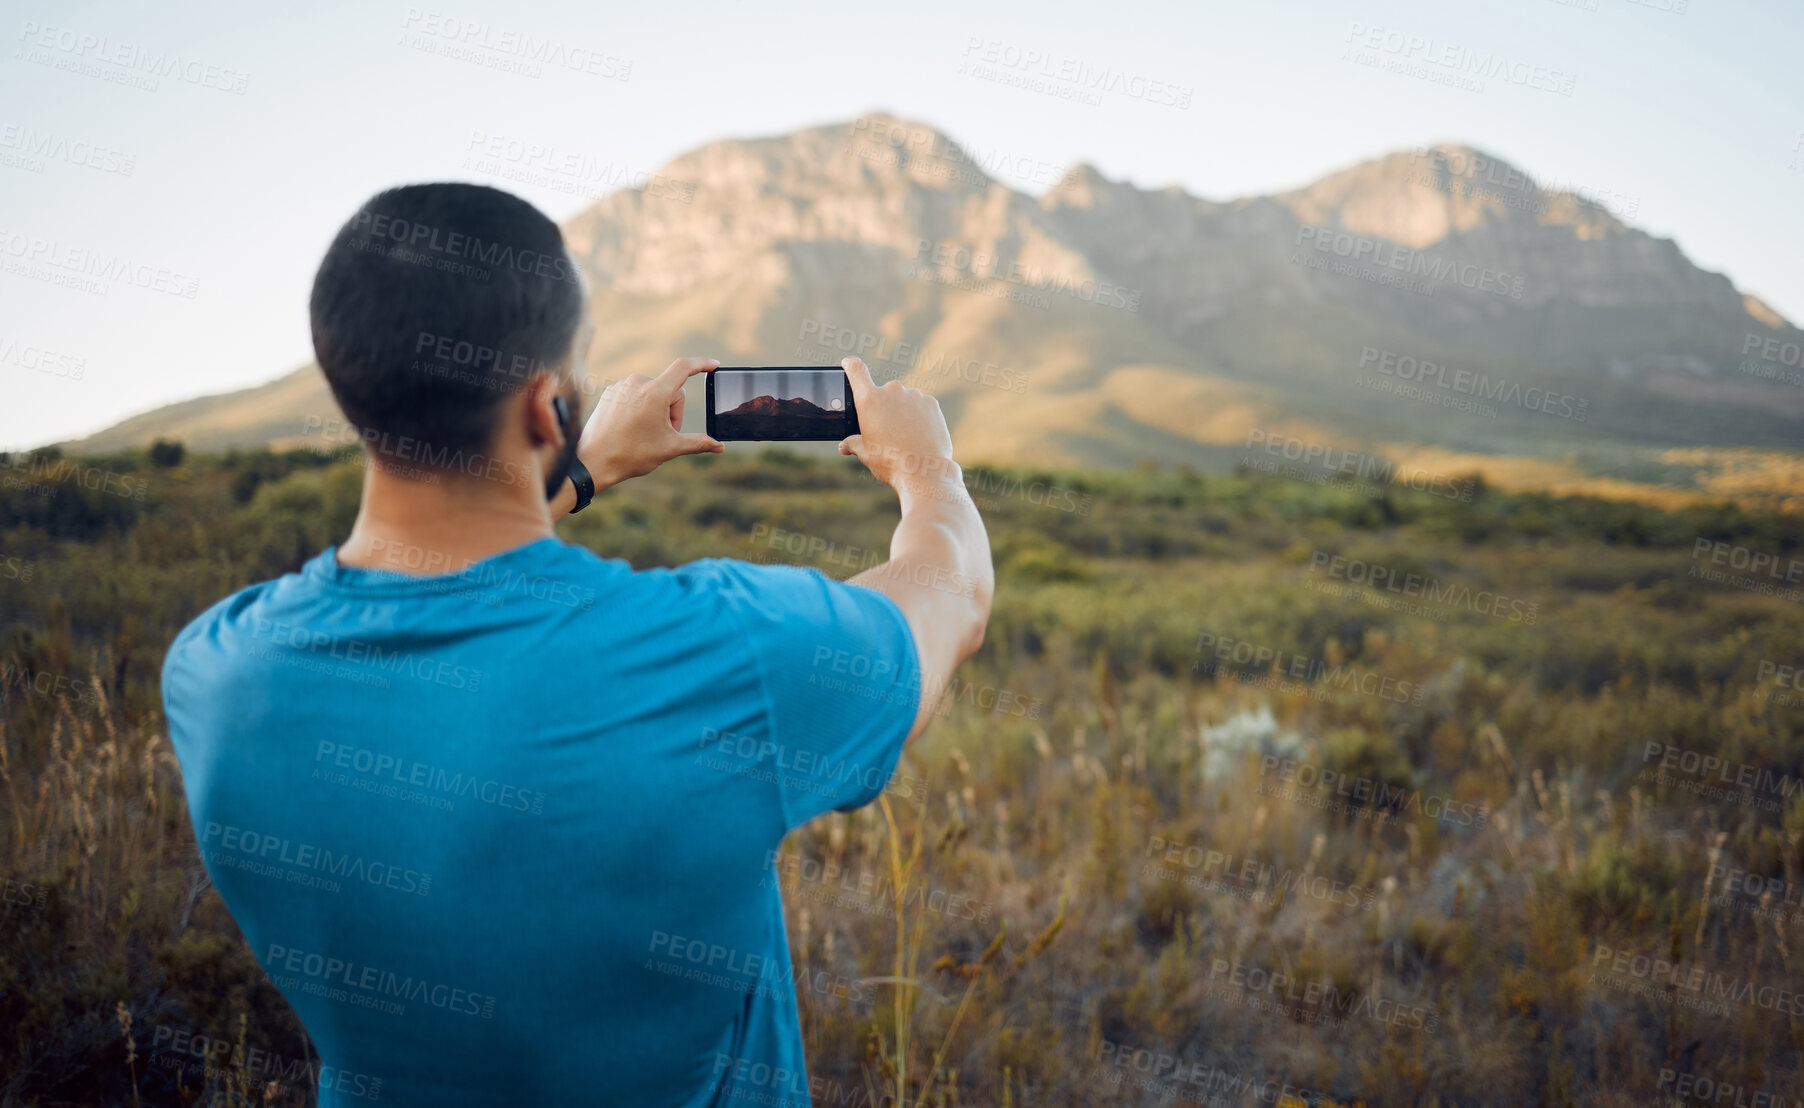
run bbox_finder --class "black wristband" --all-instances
[567,456,595,514]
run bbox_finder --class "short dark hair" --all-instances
[309,183,586,457]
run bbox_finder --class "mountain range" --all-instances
[715,394,848,440]
[66,113,1804,508]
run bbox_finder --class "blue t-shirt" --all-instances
[161,537,921,1107]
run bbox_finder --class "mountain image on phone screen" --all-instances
[711,369,853,440]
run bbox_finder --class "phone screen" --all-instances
[709,368,855,441]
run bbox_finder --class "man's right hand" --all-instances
[579,357,725,491]
[836,356,960,494]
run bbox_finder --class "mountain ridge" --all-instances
[59,113,1803,509]
[721,395,836,418]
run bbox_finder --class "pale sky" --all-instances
[2,0,1798,450]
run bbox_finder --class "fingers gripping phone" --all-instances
[705,367,859,441]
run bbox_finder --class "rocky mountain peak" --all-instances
[1276,143,1625,249]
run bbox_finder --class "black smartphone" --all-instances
[705,367,859,441]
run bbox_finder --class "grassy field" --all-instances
[3,442,1804,1106]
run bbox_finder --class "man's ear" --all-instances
[522,373,564,448]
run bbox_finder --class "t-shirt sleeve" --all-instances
[673,558,922,830]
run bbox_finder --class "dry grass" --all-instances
[6,447,1804,1105]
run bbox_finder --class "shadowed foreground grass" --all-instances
[3,444,1803,1106]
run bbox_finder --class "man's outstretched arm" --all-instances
[838,356,996,745]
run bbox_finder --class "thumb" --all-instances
[838,433,865,459]
[676,433,725,455]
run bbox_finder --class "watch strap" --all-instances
[567,456,595,514]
